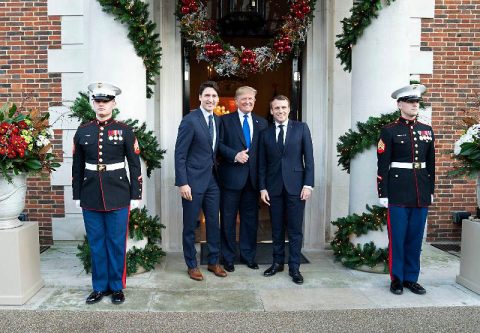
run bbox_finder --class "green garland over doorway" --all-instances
[336,0,396,72]
[96,0,162,98]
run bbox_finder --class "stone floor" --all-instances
[2,241,480,312]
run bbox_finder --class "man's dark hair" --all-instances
[198,81,220,96]
[270,95,290,108]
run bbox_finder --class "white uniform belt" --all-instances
[391,162,426,169]
[85,162,125,171]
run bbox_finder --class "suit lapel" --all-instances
[195,109,213,151]
[233,113,247,148]
[250,114,260,151]
[284,120,294,151]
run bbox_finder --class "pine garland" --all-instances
[337,110,400,173]
[96,0,161,98]
[335,0,396,72]
[69,92,166,177]
[330,205,388,271]
[77,207,166,276]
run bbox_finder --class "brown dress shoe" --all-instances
[187,267,204,281]
[207,264,227,277]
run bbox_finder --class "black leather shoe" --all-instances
[263,263,284,277]
[111,290,125,304]
[289,270,304,285]
[240,258,259,270]
[223,262,235,272]
[403,281,426,295]
[390,279,403,295]
[86,290,111,304]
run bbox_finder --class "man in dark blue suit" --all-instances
[259,95,314,285]
[218,86,268,272]
[174,81,227,281]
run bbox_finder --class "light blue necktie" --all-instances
[243,114,251,149]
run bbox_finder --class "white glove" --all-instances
[379,198,389,208]
[75,200,81,209]
[130,200,140,209]
[431,195,434,203]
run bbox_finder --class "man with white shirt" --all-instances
[218,86,268,272]
[258,95,314,284]
[174,81,227,281]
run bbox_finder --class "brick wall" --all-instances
[421,0,480,242]
[0,0,63,245]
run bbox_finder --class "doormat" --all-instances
[200,242,310,265]
[430,243,461,258]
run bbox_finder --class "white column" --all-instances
[156,0,184,252]
[302,2,328,250]
[84,0,146,122]
[349,0,410,215]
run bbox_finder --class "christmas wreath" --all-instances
[176,0,317,77]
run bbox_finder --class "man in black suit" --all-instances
[218,86,268,272]
[259,95,314,285]
[174,81,227,281]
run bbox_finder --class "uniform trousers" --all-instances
[82,207,130,292]
[182,173,220,268]
[387,205,428,283]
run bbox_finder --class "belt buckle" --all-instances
[413,162,421,169]
[97,164,106,172]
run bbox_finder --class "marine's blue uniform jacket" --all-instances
[377,117,435,207]
[72,118,142,211]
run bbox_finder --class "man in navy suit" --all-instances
[259,95,314,285]
[218,86,268,272]
[174,81,227,281]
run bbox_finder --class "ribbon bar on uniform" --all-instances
[390,162,426,169]
[85,162,125,171]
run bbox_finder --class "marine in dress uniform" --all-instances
[377,84,435,295]
[72,82,142,304]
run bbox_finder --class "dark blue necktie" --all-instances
[208,115,214,147]
[277,124,284,151]
[243,114,251,149]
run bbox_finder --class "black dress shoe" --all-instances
[111,290,125,304]
[390,279,403,295]
[86,290,111,304]
[223,262,235,272]
[403,281,426,295]
[289,270,304,285]
[240,258,259,270]
[263,263,284,277]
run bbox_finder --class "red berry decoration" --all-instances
[181,6,190,14]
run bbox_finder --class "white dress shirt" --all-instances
[238,110,253,141]
[200,106,216,150]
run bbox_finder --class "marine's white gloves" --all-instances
[130,200,140,209]
[379,198,389,208]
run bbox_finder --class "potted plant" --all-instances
[0,103,60,229]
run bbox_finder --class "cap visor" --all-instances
[92,96,115,102]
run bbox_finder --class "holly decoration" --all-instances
[176,0,317,77]
[336,0,396,72]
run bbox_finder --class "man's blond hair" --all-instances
[235,86,257,98]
